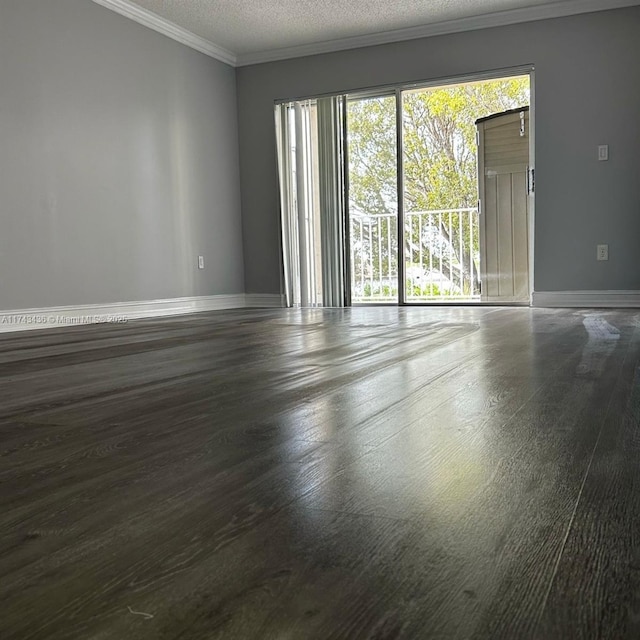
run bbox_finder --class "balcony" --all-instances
[350,208,480,303]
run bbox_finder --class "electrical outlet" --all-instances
[597,244,609,261]
[198,255,205,269]
[598,145,609,161]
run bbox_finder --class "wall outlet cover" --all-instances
[597,244,609,261]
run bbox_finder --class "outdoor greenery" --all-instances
[348,77,530,300]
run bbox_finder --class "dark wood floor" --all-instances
[1,306,639,639]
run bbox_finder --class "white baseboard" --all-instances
[532,290,640,308]
[0,293,284,334]
[245,294,286,308]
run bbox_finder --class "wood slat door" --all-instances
[477,109,531,304]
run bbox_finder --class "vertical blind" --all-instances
[275,97,347,308]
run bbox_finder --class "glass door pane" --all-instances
[400,76,530,304]
[346,95,398,304]
[401,86,481,303]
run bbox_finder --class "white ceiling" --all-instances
[96,0,640,65]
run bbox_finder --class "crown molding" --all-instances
[236,0,640,66]
[90,0,640,68]
[90,0,237,66]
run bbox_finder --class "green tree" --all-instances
[348,78,530,299]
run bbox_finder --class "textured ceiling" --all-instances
[128,0,579,56]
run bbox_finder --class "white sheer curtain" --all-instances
[275,97,347,308]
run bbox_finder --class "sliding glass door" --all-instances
[276,72,531,308]
[344,88,482,305]
[400,77,529,303]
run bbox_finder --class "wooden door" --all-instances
[477,108,530,303]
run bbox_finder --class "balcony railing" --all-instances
[350,208,480,303]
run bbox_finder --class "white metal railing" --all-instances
[350,212,397,303]
[350,208,480,303]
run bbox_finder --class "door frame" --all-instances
[344,65,535,307]
[279,64,536,307]
[527,70,536,306]
[396,68,535,307]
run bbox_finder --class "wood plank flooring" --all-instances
[1,306,639,639]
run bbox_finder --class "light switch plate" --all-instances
[598,145,609,161]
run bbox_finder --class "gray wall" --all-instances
[237,6,640,295]
[0,0,244,310]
